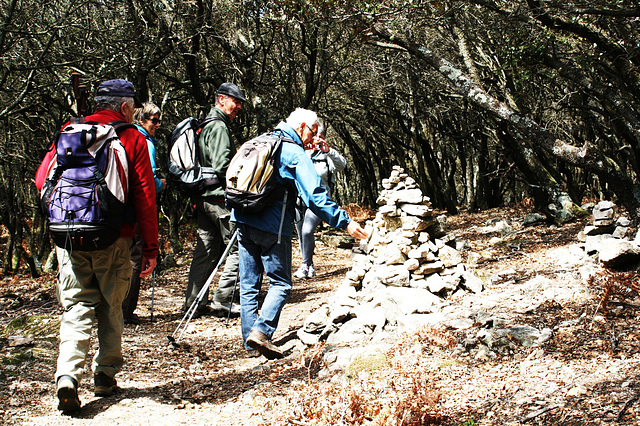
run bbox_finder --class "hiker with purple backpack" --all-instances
[36,79,159,413]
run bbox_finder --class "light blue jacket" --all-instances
[134,124,163,194]
[232,122,350,236]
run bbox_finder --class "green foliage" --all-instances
[2,0,640,276]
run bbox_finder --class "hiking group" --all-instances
[35,78,368,413]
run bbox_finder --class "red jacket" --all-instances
[36,109,159,259]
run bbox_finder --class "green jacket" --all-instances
[197,107,234,199]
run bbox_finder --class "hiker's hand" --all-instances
[140,256,157,278]
[315,137,329,153]
[347,221,368,239]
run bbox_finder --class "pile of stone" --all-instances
[578,200,639,268]
[298,166,483,346]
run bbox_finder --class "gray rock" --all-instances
[376,265,411,287]
[399,203,433,217]
[438,245,463,268]
[393,189,425,204]
[461,271,484,294]
[613,225,630,239]
[523,213,546,226]
[407,243,432,260]
[478,326,553,350]
[425,273,454,294]
[383,286,442,315]
[400,215,429,232]
[379,246,407,265]
[297,329,321,346]
[415,260,445,275]
[328,305,352,324]
[592,200,616,227]
[598,239,640,268]
[584,234,614,255]
[352,304,387,332]
[426,215,448,238]
[304,305,330,333]
[404,258,420,271]
[449,318,475,330]
[326,318,370,345]
[554,208,575,225]
[581,202,595,211]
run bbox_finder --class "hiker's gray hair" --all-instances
[94,96,134,112]
[286,108,318,129]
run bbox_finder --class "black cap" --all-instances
[96,79,143,107]
[216,82,246,102]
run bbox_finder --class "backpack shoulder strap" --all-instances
[198,116,223,132]
[108,120,138,133]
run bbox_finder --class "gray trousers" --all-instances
[295,206,322,268]
[185,198,239,310]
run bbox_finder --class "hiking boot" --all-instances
[124,313,139,325]
[57,375,81,412]
[246,329,284,360]
[307,265,316,278]
[210,300,241,317]
[294,265,308,279]
[94,372,117,397]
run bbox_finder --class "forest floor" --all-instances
[1,206,640,425]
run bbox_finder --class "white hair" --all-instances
[285,108,318,129]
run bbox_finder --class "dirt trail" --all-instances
[3,209,640,425]
[3,237,347,425]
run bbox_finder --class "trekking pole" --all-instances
[225,270,240,328]
[168,229,239,346]
[150,269,156,323]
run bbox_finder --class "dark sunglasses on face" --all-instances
[148,117,161,125]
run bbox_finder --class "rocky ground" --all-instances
[1,206,640,425]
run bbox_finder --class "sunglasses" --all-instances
[147,117,161,125]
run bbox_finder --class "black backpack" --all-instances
[167,117,222,195]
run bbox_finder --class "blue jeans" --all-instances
[238,223,292,349]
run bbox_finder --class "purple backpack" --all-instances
[40,119,132,251]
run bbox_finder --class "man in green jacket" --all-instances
[184,83,246,317]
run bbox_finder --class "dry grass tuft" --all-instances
[278,327,455,425]
[588,270,640,316]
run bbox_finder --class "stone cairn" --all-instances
[579,200,640,269]
[298,166,483,346]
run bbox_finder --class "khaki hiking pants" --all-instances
[55,237,132,384]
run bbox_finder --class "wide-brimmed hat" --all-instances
[96,79,143,107]
[216,82,246,102]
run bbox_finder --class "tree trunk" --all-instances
[372,28,640,224]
